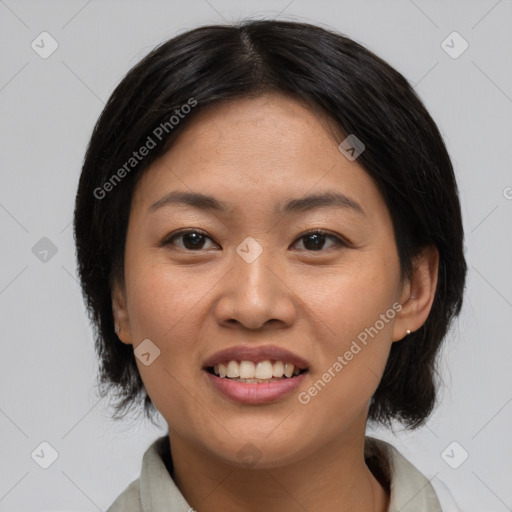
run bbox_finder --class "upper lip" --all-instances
[203,345,309,370]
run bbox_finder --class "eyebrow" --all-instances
[148,190,365,216]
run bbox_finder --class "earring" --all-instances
[115,324,121,334]
[406,329,411,335]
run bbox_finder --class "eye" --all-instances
[161,229,220,251]
[291,229,347,251]
[161,229,348,252]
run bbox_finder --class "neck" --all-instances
[168,428,389,512]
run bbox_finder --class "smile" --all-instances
[204,361,309,404]
[208,359,306,382]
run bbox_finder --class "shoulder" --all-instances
[105,435,193,511]
[105,436,163,512]
[430,478,463,512]
[106,478,142,512]
[365,436,460,512]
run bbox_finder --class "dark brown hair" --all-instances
[74,19,467,428]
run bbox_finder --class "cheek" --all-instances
[124,262,209,417]
[124,259,213,341]
[305,256,400,344]
[123,260,220,403]
[296,317,393,443]
[298,256,399,407]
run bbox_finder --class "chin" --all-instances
[196,427,313,470]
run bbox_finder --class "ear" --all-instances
[392,245,439,342]
[112,278,134,345]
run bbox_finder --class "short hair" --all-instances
[74,19,467,428]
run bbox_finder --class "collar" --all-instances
[108,435,443,511]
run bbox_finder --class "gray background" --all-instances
[1,0,511,510]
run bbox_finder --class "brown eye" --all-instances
[291,230,346,251]
[163,230,219,250]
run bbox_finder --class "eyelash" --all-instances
[160,228,349,252]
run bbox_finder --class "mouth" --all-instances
[205,359,309,383]
[202,345,310,404]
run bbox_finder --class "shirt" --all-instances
[107,435,460,511]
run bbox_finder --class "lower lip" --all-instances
[204,370,307,404]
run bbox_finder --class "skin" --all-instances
[113,93,439,512]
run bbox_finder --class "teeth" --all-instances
[272,361,284,378]
[218,363,227,378]
[283,363,294,378]
[255,360,273,379]
[239,360,255,379]
[211,360,303,380]
[226,360,240,378]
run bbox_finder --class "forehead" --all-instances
[131,93,385,220]
[179,93,341,152]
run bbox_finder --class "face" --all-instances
[113,94,419,468]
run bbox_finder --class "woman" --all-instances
[74,19,466,511]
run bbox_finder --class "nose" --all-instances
[213,244,297,331]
